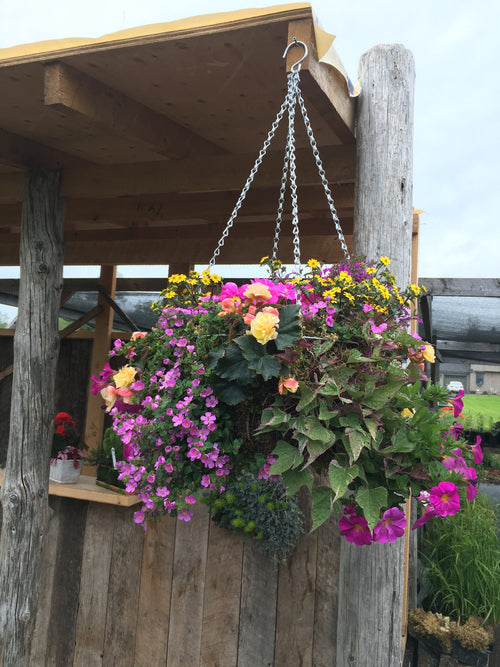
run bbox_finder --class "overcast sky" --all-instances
[0,0,498,281]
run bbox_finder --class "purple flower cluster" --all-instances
[112,305,234,526]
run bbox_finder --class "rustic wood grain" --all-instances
[45,497,88,666]
[200,521,243,667]
[102,507,145,667]
[166,504,210,667]
[134,518,177,667]
[237,538,279,667]
[0,168,64,666]
[74,503,118,666]
[30,497,64,665]
[312,512,341,667]
[341,44,415,667]
[274,490,318,667]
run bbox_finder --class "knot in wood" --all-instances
[37,261,49,274]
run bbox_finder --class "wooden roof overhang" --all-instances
[0,4,356,267]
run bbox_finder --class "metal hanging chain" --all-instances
[208,38,350,268]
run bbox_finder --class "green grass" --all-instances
[462,395,500,431]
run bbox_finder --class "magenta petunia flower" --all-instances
[468,436,483,464]
[450,389,464,418]
[370,321,388,334]
[429,481,460,517]
[412,505,437,529]
[339,514,373,545]
[373,508,406,543]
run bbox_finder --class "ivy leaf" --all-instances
[311,486,333,531]
[329,461,360,502]
[282,467,313,495]
[256,407,289,432]
[269,440,304,474]
[362,380,405,410]
[355,486,387,531]
[296,384,316,412]
[275,304,301,350]
[343,428,371,463]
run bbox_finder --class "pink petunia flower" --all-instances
[429,481,460,517]
[339,513,373,545]
[370,321,388,334]
[373,508,406,543]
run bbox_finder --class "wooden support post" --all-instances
[0,168,65,665]
[83,265,117,472]
[337,45,415,667]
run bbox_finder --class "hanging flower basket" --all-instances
[91,257,481,547]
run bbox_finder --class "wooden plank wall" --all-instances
[20,497,341,667]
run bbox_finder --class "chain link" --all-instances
[209,49,350,268]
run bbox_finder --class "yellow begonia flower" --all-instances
[243,282,272,302]
[401,408,414,418]
[113,365,137,389]
[250,310,279,345]
[422,344,435,363]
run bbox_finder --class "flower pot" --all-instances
[49,459,82,484]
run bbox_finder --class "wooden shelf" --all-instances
[0,469,140,507]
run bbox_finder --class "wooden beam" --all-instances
[0,183,355,229]
[0,168,65,663]
[437,339,500,354]
[286,19,356,143]
[0,128,90,170]
[0,144,355,204]
[96,286,141,332]
[58,305,103,339]
[83,266,116,470]
[44,62,226,160]
[418,278,500,298]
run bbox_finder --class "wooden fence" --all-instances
[0,335,342,666]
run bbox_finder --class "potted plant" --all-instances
[409,491,499,666]
[91,257,481,553]
[50,412,84,483]
[87,426,127,493]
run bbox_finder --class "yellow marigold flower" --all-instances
[210,274,222,283]
[163,290,176,299]
[380,256,391,265]
[168,273,186,284]
[201,276,211,286]
[187,279,197,286]
[409,284,421,296]
[250,310,279,345]
[344,293,355,304]
[421,284,427,293]
[422,344,435,363]
[307,258,320,269]
[113,365,136,389]
[366,267,376,275]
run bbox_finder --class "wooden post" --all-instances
[0,168,65,665]
[337,44,415,667]
[83,265,117,471]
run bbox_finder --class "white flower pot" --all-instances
[49,459,82,484]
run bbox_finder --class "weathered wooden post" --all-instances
[337,44,415,666]
[0,169,65,665]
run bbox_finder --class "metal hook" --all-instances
[283,38,308,72]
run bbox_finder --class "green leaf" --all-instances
[282,467,313,495]
[318,401,339,422]
[305,438,331,466]
[295,417,335,445]
[213,380,247,405]
[355,486,387,531]
[275,304,301,350]
[257,407,289,431]
[383,429,416,453]
[362,380,405,410]
[269,440,304,474]
[311,486,333,531]
[328,461,359,502]
[319,367,356,396]
[213,344,253,383]
[363,417,379,439]
[206,347,225,369]
[343,428,370,463]
[235,335,281,380]
[296,384,316,412]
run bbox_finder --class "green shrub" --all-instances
[419,492,500,624]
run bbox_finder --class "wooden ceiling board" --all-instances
[0,5,356,265]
